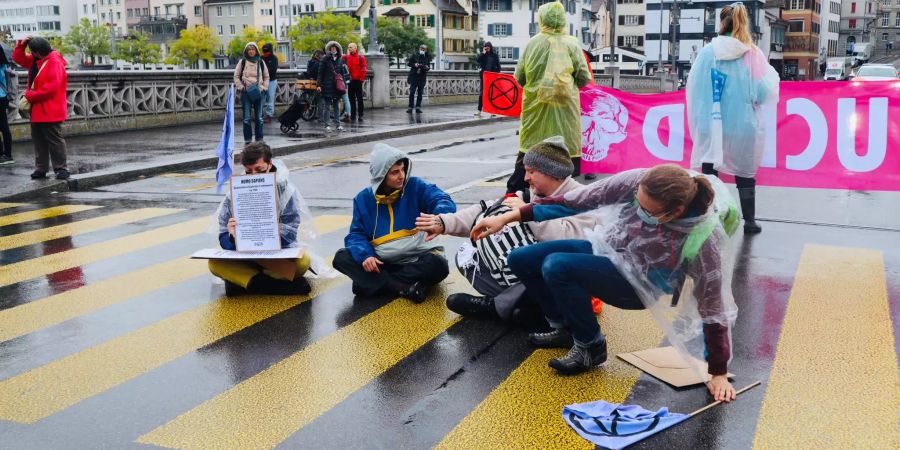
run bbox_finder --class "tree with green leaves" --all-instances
[164,25,218,67]
[287,10,360,54]
[65,17,111,64]
[44,33,77,57]
[115,32,161,67]
[365,18,432,68]
[226,26,275,61]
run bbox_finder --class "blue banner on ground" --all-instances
[563,400,689,449]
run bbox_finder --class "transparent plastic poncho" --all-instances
[687,36,780,178]
[212,159,338,278]
[514,1,593,157]
[560,169,739,380]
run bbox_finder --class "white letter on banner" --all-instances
[784,98,828,171]
[643,104,684,161]
[836,97,888,173]
[761,103,777,168]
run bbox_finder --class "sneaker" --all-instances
[357,116,364,122]
[244,141,251,146]
[548,340,608,375]
[247,274,311,295]
[415,108,423,114]
[474,111,482,117]
[325,126,334,133]
[336,125,345,132]
[340,113,351,122]
[30,170,47,179]
[55,169,70,180]
[400,281,427,303]
[743,221,762,234]
[527,328,574,349]
[446,293,499,319]
[0,155,13,165]
[406,108,413,114]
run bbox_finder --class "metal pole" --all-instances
[658,0,663,72]
[368,0,378,54]
[609,0,616,68]
[288,0,294,66]
[670,0,678,76]
[109,8,117,70]
[435,4,442,69]
[531,0,536,37]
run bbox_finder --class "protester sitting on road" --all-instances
[415,136,600,328]
[507,1,592,194]
[233,42,270,145]
[333,143,456,303]
[471,165,740,402]
[317,41,347,132]
[687,2,779,235]
[13,36,69,180]
[209,142,317,296]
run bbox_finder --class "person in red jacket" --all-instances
[342,42,367,121]
[13,36,69,180]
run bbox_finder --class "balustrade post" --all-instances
[368,54,390,108]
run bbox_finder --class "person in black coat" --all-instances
[476,41,501,116]
[261,43,279,122]
[305,50,322,80]
[317,41,347,132]
[406,44,431,114]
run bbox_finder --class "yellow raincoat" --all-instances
[514,1,592,157]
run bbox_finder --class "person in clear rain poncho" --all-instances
[506,1,593,195]
[687,2,779,234]
[472,165,741,402]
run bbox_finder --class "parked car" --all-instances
[851,64,899,81]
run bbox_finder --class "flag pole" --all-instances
[688,380,762,418]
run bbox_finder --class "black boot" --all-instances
[549,340,608,375]
[247,274,311,295]
[446,293,499,319]
[527,328,574,349]
[224,281,247,297]
[510,304,551,331]
[738,187,762,234]
[399,281,427,303]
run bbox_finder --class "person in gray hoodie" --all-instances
[333,143,457,302]
[416,136,601,326]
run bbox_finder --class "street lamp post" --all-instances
[109,8,117,70]
[435,3,442,70]
[368,0,379,54]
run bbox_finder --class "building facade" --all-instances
[76,0,127,35]
[0,0,78,40]
[614,0,646,58]
[819,0,840,62]
[762,0,788,77]
[839,0,877,57]
[476,0,584,67]
[874,0,900,57]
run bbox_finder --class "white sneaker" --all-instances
[337,125,345,132]
[474,111,482,117]
[325,126,334,133]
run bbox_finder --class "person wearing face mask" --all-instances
[233,42,270,145]
[406,44,431,114]
[471,165,740,404]
[475,41,501,117]
[13,36,69,180]
[317,41,347,132]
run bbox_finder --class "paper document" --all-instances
[231,172,281,251]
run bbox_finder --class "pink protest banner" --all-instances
[580,81,900,191]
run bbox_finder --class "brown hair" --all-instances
[240,141,273,166]
[639,164,715,216]
[719,3,753,46]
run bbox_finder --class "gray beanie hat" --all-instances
[523,136,574,179]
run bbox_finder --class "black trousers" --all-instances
[477,77,484,111]
[31,122,67,172]
[349,80,364,118]
[333,248,450,296]
[701,163,755,188]
[0,98,11,157]
[408,77,426,108]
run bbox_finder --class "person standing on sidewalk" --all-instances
[13,36,69,180]
[233,42,270,145]
[260,43,279,124]
[506,2,592,194]
[343,42,367,121]
[406,44,431,114]
[317,41,347,132]
[686,3,779,234]
[0,60,14,165]
[475,42,501,117]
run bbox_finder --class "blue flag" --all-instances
[563,400,689,449]
[215,85,236,194]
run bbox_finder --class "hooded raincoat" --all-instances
[514,2,593,157]
[317,41,346,98]
[345,144,456,264]
[233,43,270,92]
[521,169,740,377]
[686,36,780,178]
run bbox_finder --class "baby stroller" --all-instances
[279,78,319,134]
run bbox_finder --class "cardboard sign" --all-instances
[191,248,304,280]
[618,346,734,388]
[231,172,281,251]
[482,72,522,117]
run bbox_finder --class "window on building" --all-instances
[217,24,223,35]
[229,24,236,34]
[92,4,96,13]
[812,22,819,33]
[195,5,201,16]
[882,12,890,26]
[624,35,640,46]
[305,4,314,11]
[848,19,856,28]
[896,14,900,27]
[84,4,88,14]
[117,11,121,19]
[494,23,509,36]
[850,2,856,12]
[883,32,890,41]
[143,8,149,15]
[243,5,248,15]
[216,6,223,16]
[788,19,804,31]
[264,25,273,33]
[228,5,234,16]
[337,0,346,7]
[153,6,160,16]
[350,0,359,6]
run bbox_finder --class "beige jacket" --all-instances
[439,177,599,241]
[233,59,270,91]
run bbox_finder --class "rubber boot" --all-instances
[738,186,762,234]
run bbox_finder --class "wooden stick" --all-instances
[689,380,762,417]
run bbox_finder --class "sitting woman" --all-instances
[471,165,740,402]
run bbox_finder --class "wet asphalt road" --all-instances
[1,121,899,449]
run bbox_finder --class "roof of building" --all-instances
[204,0,253,5]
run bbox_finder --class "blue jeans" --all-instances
[341,92,351,116]
[321,96,341,128]
[507,240,643,344]
[241,90,264,143]
[266,80,277,117]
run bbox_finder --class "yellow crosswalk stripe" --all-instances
[437,308,663,450]
[0,208,182,251]
[0,205,102,227]
[0,202,26,210]
[0,276,345,423]
[137,275,468,450]
[0,217,209,287]
[752,245,900,448]
[0,214,352,343]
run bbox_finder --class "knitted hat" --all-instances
[523,136,574,179]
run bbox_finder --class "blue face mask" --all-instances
[636,206,661,226]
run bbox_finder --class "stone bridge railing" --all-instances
[6,67,673,139]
